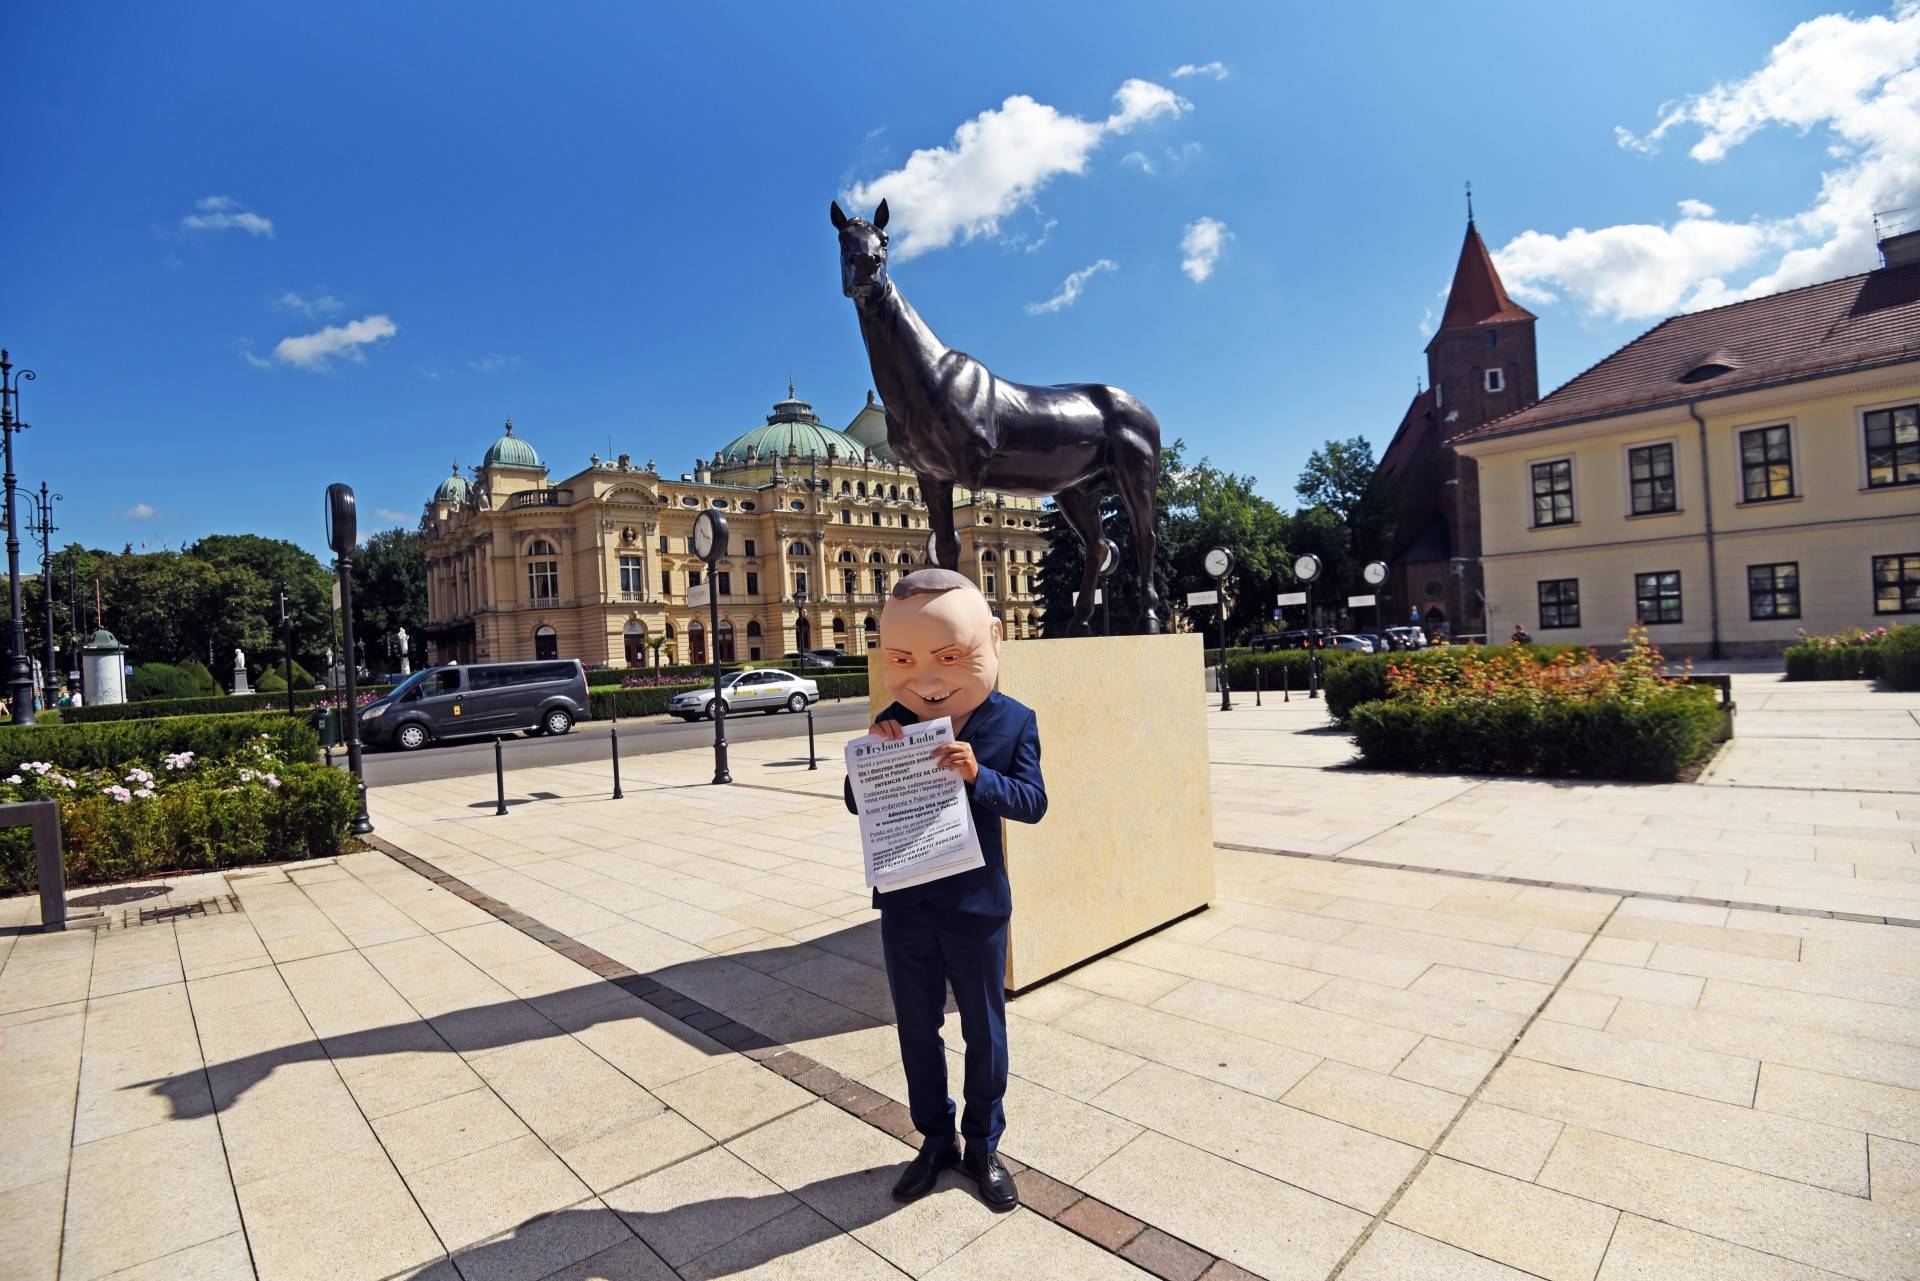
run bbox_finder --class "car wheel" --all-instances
[395,723,430,752]
[543,709,574,737]
[706,699,728,720]
[787,693,807,713]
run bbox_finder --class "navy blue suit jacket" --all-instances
[844,690,1047,918]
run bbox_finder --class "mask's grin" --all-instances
[916,689,956,705]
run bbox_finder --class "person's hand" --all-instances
[868,719,905,742]
[931,741,978,783]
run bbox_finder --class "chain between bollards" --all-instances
[492,735,507,816]
[610,721,623,799]
[806,707,817,770]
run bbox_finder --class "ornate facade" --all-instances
[420,389,1048,667]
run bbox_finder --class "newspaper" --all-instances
[845,716,985,891]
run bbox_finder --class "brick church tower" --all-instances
[1371,210,1540,638]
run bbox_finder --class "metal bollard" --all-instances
[1255,664,1262,707]
[1309,652,1321,700]
[807,707,817,770]
[610,722,624,800]
[493,736,508,816]
[1283,662,1290,703]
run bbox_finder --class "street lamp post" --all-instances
[28,483,61,712]
[793,588,808,656]
[326,484,373,835]
[1204,546,1235,712]
[278,586,295,716]
[1,351,38,724]
[1292,553,1324,699]
[692,509,731,785]
[1097,538,1118,637]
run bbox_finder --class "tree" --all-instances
[354,529,428,668]
[1295,437,1378,527]
[1165,458,1291,642]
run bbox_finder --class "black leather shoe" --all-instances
[892,1134,960,1202]
[963,1145,1018,1212]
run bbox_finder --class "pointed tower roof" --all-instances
[1437,218,1536,331]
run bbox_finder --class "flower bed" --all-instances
[1322,643,1595,725]
[1782,626,1903,681]
[0,725,358,894]
[1346,628,1722,780]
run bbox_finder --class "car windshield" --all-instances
[384,669,434,700]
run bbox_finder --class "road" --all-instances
[357,700,872,786]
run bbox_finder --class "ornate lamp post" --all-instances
[1,351,38,723]
[1204,546,1235,712]
[1292,553,1324,699]
[325,484,373,834]
[692,508,731,784]
[793,587,809,656]
[27,483,60,712]
[278,586,295,715]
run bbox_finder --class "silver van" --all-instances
[360,660,590,751]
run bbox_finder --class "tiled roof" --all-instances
[1457,260,1920,443]
[1435,221,1536,332]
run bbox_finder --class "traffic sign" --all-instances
[687,583,711,608]
[1348,594,1377,608]
[1186,590,1219,607]
[1072,589,1104,605]
[1275,591,1307,606]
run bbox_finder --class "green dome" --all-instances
[483,419,542,469]
[717,386,868,465]
[434,463,472,504]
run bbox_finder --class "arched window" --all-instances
[832,616,847,636]
[534,625,558,661]
[795,615,810,651]
[715,620,735,663]
[839,549,855,562]
[840,480,851,494]
[527,541,558,602]
[857,482,867,497]
[623,618,647,665]
[888,485,899,499]
[869,551,886,563]
[788,542,808,556]
[863,615,878,635]
[899,552,914,564]
[908,487,917,501]
[687,619,706,664]
[746,620,762,637]
[981,550,997,562]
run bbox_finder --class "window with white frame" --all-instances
[1484,368,1505,393]
[526,540,559,602]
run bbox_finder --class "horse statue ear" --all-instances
[873,200,890,230]
[830,201,850,231]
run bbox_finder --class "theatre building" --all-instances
[1454,230,1920,656]
[418,388,1048,667]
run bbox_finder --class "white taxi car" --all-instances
[667,669,822,721]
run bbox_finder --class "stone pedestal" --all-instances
[871,632,1214,990]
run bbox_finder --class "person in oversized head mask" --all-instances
[844,568,1046,1212]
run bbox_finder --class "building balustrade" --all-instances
[510,488,573,509]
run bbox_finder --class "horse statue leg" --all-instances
[1112,432,1162,635]
[922,476,961,570]
[1054,485,1104,637]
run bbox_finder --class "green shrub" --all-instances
[127,662,201,701]
[1348,686,1721,781]
[1314,644,1596,724]
[256,670,289,693]
[178,659,220,696]
[1783,644,1885,681]
[0,713,320,772]
[64,687,393,724]
[287,660,316,691]
[1884,627,1920,691]
[0,744,358,894]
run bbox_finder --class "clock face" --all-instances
[692,511,715,560]
[1363,561,1388,586]
[1204,547,1232,579]
[926,532,940,564]
[1294,553,1321,583]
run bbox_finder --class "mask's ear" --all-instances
[873,200,890,230]
[830,201,850,231]
[987,613,1004,652]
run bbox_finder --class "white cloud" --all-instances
[1418,306,1437,338]
[1506,4,1920,322]
[182,195,273,237]
[1171,62,1229,80]
[845,79,1191,259]
[373,507,412,523]
[1025,259,1118,314]
[1123,150,1156,174]
[1180,217,1233,283]
[122,503,156,520]
[276,291,343,318]
[273,314,398,370]
[470,353,521,373]
[233,338,273,370]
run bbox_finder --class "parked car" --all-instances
[785,648,845,669]
[1251,628,1338,652]
[668,668,821,721]
[1327,634,1375,652]
[1382,626,1428,651]
[360,660,590,751]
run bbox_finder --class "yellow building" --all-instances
[419,388,1048,667]
[1455,234,1920,657]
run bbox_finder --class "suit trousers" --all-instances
[879,901,1009,1150]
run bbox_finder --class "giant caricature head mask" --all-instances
[880,569,1002,728]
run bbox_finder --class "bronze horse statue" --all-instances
[832,199,1163,635]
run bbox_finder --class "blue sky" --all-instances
[5,1,1913,560]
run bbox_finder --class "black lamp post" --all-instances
[692,508,731,785]
[27,483,60,712]
[1204,546,1235,712]
[278,586,295,715]
[1097,537,1118,637]
[1292,552,1324,699]
[1,351,37,724]
[326,483,373,834]
[793,587,809,655]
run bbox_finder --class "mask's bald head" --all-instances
[879,570,1002,726]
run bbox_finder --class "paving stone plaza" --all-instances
[3,672,1918,1280]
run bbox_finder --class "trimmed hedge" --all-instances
[1886,627,1920,691]
[0,713,321,772]
[1318,644,1595,725]
[1349,686,1723,781]
[65,686,396,725]
[1784,644,1884,681]
[128,663,201,702]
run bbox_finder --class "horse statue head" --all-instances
[830,200,891,302]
